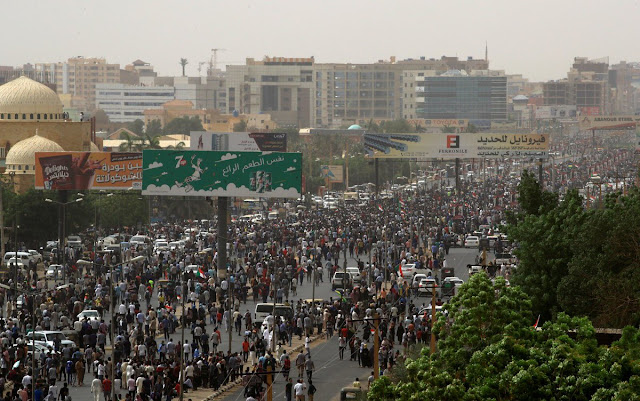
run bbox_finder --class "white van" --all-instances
[254,303,294,321]
[3,252,30,267]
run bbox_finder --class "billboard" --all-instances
[320,165,343,183]
[422,119,468,128]
[35,152,142,190]
[578,115,640,131]
[190,132,287,152]
[142,150,302,198]
[535,105,577,120]
[364,133,549,159]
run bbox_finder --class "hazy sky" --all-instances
[3,0,639,82]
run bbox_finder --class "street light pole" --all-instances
[45,197,83,284]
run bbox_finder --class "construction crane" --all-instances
[197,62,207,75]
[210,48,227,74]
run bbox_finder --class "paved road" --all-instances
[218,247,479,401]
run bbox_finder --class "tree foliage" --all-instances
[164,116,203,135]
[369,274,640,401]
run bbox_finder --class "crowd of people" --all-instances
[0,130,635,401]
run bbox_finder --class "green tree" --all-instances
[233,119,247,132]
[126,119,144,136]
[369,274,640,401]
[118,131,143,152]
[146,119,163,137]
[164,116,203,135]
[179,58,188,77]
[507,189,584,322]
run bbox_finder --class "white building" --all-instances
[95,84,175,122]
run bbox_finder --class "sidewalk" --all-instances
[186,332,326,401]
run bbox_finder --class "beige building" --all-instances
[35,57,120,112]
[0,76,93,192]
[226,55,490,129]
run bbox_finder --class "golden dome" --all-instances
[0,76,64,121]
[6,131,64,174]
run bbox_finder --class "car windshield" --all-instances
[82,311,99,317]
[47,333,67,341]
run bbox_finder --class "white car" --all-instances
[76,310,101,323]
[464,236,480,248]
[26,331,76,350]
[346,267,361,282]
[28,250,43,264]
[45,264,64,279]
[418,278,438,296]
[400,263,415,279]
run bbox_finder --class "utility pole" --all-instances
[179,276,186,401]
[266,365,273,401]
[430,283,436,354]
[271,276,277,352]
[375,159,379,196]
[373,313,380,379]
[228,280,233,354]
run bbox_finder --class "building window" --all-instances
[50,114,53,119]
[30,114,34,119]
[14,114,17,119]
[7,114,10,120]
[44,114,47,120]
[22,114,26,119]
[37,114,40,119]
[0,114,3,119]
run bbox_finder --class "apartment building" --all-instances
[226,55,490,128]
[35,57,120,112]
[95,84,175,122]
[225,57,315,128]
[414,70,508,121]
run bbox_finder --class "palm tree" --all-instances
[179,58,188,77]
[119,132,143,151]
[165,141,186,150]
[142,133,161,149]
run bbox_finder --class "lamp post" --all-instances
[45,197,83,283]
[77,255,144,401]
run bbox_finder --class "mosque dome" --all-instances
[6,132,64,174]
[348,124,362,130]
[0,76,64,121]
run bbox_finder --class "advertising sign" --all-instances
[190,132,287,152]
[578,115,640,131]
[35,152,142,190]
[320,165,344,183]
[536,105,577,120]
[364,133,549,159]
[142,150,301,198]
[422,119,469,128]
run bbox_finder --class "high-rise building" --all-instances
[414,70,507,121]
[95,84,175,122]
[225,55,490,128]
[225,57,315,128]
[35,57,120,112]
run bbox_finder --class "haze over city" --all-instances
[3,0,640,81]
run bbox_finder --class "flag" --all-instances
[533,315,540,329]
[196,268,205,278]
[399,199,406,208]
[378,204,384,212]
[335,290,346,302]
[395,263,403,277]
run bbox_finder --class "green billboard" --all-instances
[142,150,302,198]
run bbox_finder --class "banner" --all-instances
[578,115,640,131]
[35,152,142,190]
[364,133,549,159]
[142,150,302,198]
[320,165,343,183]
[190,132,287,152]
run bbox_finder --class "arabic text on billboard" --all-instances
[579,115,640,131]
[35,152,142,190]
[320,165,343,183]
[190,132,287,152]
[364,133,549,159]
[142,150,301,198]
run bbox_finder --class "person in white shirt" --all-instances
[293,379,307,401]
[91,375,103,401]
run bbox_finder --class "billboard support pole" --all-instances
[538,158,543,187]
[455,158,460,194]
[375,159,379,195]
[217,197,228,280]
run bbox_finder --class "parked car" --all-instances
[27,250,43,264]
[76,310,101,324]
[441,277,464,297]
[331,272,352,291]
[45,264,64,280]
[26,331,76,350]
[417,278,438,297]
[66,236,82,249]
[464,236,480,248]
[346,267,361,283]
